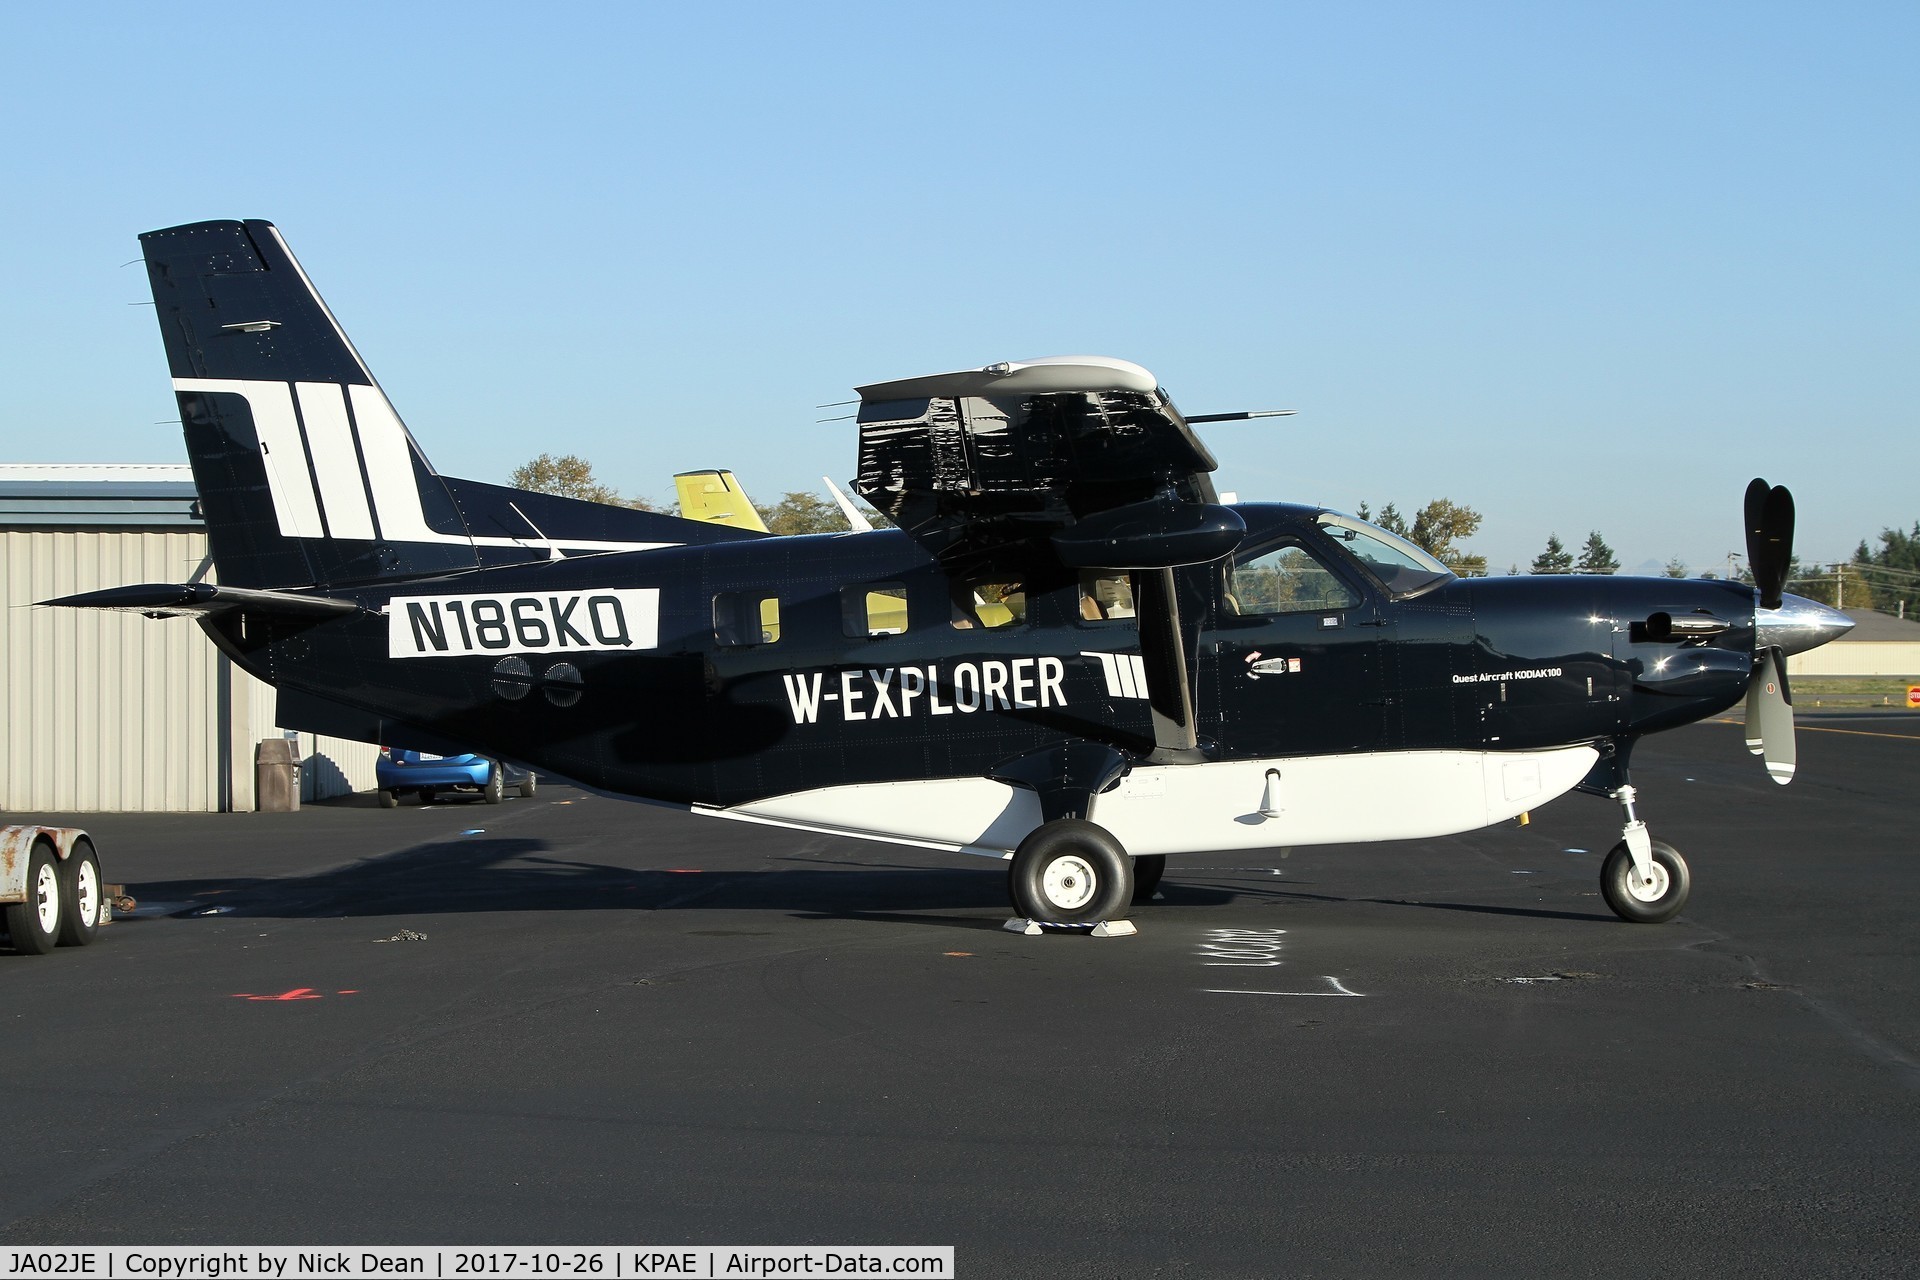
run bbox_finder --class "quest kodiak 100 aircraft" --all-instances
[52,219,1854,932]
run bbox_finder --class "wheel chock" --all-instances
[1002,917,1139,937]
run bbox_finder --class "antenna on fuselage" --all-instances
[508,501,566,562]
[1184,410,1298,424]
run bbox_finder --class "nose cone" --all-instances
[1756,593,1855,656]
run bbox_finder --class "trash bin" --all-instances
[255,738,302,812]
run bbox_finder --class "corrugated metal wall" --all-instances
[1,528,376,813]
[1788,643,1920,677]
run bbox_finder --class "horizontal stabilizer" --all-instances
[42,582,360,619]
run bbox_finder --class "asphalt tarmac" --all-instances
[3,716,1916,1278]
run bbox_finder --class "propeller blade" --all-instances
[1744,477,1795,610]
[1745,646,1797,784]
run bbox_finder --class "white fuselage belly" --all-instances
[696,745,1599,858]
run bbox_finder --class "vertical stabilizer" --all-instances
[673,469,770,532]
[142,220,484,588]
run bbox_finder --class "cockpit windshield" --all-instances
[1314,513,1454,598]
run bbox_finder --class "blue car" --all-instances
[375,748,536,807]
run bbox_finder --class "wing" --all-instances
[851,355,1247,762]
[851,356,1233,566]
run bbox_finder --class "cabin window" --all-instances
[1077,572,1136,622]
[950,581,1024,630]
[843,583,908,636]
[1227,543,1359,616]
[714,591,781,646]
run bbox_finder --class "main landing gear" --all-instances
[1598,784,1691,923]
[1004,819,1150,936]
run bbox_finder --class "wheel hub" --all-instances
[1626,861,1670,903]
[34,862,59,933]
[1042,854,1098,911]
[75,860,99,929]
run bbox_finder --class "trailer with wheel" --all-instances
[2,826,113,955]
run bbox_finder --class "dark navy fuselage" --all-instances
[209,504,1760,809]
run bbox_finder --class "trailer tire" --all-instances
[4,839,62,955]
[58,838,102,947]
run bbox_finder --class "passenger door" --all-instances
[1207,539,1386,756]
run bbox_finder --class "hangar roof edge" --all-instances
[0,464,201,528]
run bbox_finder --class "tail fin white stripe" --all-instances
[175,376,682,556]
[295,382,375,539]
[174,378,323,538]
[349,383,455,544]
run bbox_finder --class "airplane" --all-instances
[673,469,770,532]
[50,219,1856,932]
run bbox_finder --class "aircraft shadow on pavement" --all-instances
[122,835,1237,922]
[119,835,1604,926]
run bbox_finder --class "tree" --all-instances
[1408,499,1487,576]
[1574,531,1619,575]
[1360,498,1485,575]
[510,453,657,510]
[1854,522,1920,617]
[1786,561,1876,610]
[1531,534,1573,574]
[754,491,845,535]
[1663,558,1688,578]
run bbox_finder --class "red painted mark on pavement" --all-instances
[230,988,362,1001]
[665,868,703,874]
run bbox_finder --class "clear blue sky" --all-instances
[3,1,1914,577]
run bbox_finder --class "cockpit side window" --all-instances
[1226,542,1359,616]
[1314,513,1454,598]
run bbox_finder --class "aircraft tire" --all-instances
[483,764,505,805]
[4,839,62,955]
[1600,840,1690,923]
[1131,854,1167,903]
[520,775,537,799]
[1009,820,1133,926]
[57,838,102,947]
[378,788,399,809]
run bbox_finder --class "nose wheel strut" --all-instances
[1601,784,1691,923]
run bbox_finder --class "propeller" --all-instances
[1743,478,1798,783]
[1744,478,1795,611]
[1744,646,1796,784]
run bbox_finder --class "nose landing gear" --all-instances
[1600,784,1691,923]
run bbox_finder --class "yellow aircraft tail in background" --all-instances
[674,470,769,532]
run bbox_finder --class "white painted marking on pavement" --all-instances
[1205,977,1366,997]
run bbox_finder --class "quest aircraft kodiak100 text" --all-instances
[50,219,1853,930]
